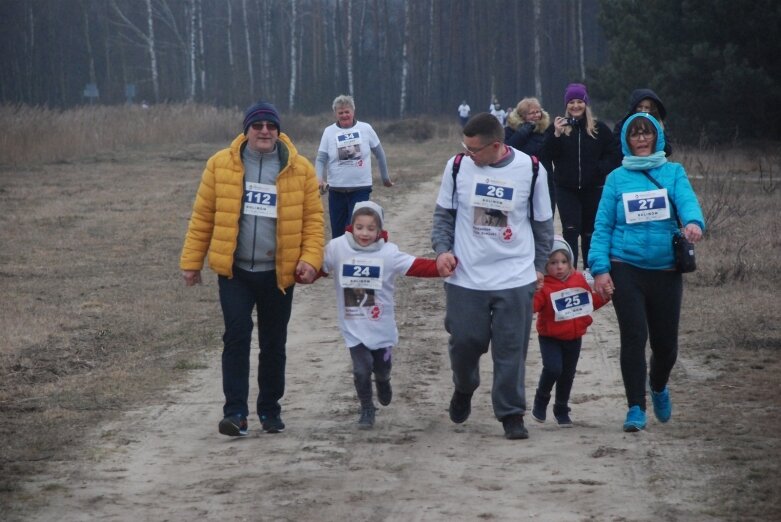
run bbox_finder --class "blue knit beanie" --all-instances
[243,101,282,135]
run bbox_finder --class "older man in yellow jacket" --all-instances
[180,101,324,437]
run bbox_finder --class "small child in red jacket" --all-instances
[531,236,610,427]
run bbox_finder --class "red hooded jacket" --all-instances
[533,271,609,340]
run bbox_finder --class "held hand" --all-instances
[318,181,328,195]
[182,270,202,287]
[295,261,316,284]
[553,116,567,137]
[536,271,545,291]
[436,252,457,277]
[593,273,614,301]
[683,223,703,243]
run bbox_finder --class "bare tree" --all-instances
[257,0,271,96]
[81,0,97,87]
[226,0,234,70]
[111,0,160,102]
[241,0,254,96]
[399,0,409,117]
[345,0,354,96]
[533,0,542,99]
[187,0,196,101]
[288,0,298,110]
[196,0,205,95]
[426,0,434,101]
[577,0,585,80]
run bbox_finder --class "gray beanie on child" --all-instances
[351,201,384,229]
[551,235,574,263]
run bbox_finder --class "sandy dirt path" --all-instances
[23,174,711,521]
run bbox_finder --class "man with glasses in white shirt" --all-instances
[431,113,554,440]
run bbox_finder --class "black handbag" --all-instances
[642,171,696,273]
[672,232,696,273]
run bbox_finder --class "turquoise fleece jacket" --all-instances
[588,113,706,274]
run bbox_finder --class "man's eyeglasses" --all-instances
[461,141,495,156]
[628,130,653,141]
[251,121,278,132]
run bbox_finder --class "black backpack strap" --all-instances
[450,153,465,208]
[528,155,539,220]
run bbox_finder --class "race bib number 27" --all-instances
[622,188,670,224]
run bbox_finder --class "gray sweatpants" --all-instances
[444,281,536,420]
[349,343,392,408]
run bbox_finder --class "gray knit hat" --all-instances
[352,201,384,229]
[551,235,574,263]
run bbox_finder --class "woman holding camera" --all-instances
[588,113,705,432]
[543,83,619,269]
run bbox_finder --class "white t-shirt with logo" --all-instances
[318,121,381,188]
[435,151,552,290]
[323,236,415,349]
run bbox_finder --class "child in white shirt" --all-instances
[320,201,442,429]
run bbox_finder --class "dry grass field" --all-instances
[1,104,779,520]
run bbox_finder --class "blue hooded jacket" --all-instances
[588,113,705,274]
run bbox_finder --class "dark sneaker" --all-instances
[449,390,473,424]
[531,391,550,423]
[623,406,647,432]
[553,404,573,428]
[649,385,672,423]
[376,379,392,406]
[260,414,285,434]
[502,414,529,440]
[357,406,376,429]
[218,415,248,437]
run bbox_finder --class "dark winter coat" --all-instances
[612,88,672,157]
[542,120,619,190]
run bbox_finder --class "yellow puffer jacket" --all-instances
[180,132,324,291]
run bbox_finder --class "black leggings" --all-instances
[555,185,603,269]
[610,262,682,411]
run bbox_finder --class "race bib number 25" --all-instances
[550,287,593,321]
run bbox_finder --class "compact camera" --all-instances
[564,117,579,127]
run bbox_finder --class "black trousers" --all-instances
[555,184,603,269]
[610,262,682,411]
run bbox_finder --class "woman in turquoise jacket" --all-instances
[588,113,705,433]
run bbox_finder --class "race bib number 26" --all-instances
[471,175,515,211]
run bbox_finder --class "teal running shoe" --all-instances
[623,406,647,432]
[650,385,672,423]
